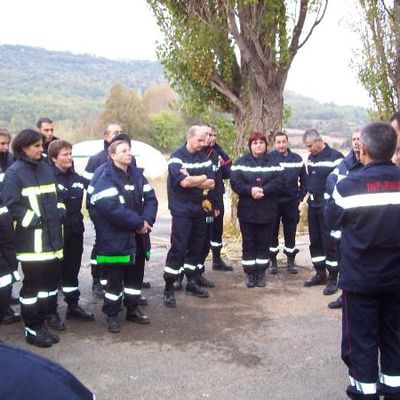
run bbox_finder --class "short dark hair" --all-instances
[12,129,44,159]
[248,132,267,152]
[47,140,72,162]
[36,117,53,129]
[274,131,288,141]
[303,129,321,143]
[360,122,397,161]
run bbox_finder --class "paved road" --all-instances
[1,218,347,400]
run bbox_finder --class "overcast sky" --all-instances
[0,0,370,108]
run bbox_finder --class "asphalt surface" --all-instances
[1,217,347,400]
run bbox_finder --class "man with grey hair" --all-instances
[303,129,343,292]
[163,125,215,307]
[325,121,400,400]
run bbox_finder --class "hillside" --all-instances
[0,44,369,135]
[0,45,164,128]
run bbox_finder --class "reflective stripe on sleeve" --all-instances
[168,158,212,169]
[332,187,400,210]
[0,206,8,215]
[91,187,119,204]
[143,184,153,192]
[83,171,94,180]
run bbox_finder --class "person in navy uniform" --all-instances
[83,123,121,298]
[269,131,307,274]
[163,125,215,307]
[230,131,284,288]
[208,125,233,271]
[1,129,64,348]
[48,140,95,323]
[91,140,157,333]
[0,128,20,324]
[325,122,400,400]
[302,129,343,294]
[325,129,363,309]
[0,202,18,328]
[0,343,94,399]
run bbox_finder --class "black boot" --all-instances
[41,323,60,344]
[212,248,233,271]
[66,303,95,321]
[92,278,105,298]
[173,274,184,291]
[163,282,176,307]
[46,312,66,331]
[196,273,215,288]
[323,271,338,295]
[270,256,278,275]
[2,306,21,324]
[186,277,209,298]
[287,255,298,274]
[107,315,120,333]
[255,270,266,287]
[245,272,256,288]
[25,326,53,348]
[126,307,150,324]
[304,269,327,287]
[328,294,343,309]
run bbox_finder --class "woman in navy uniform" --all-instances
[91,140,157,333]
[230,132,284,288]
[1,129,64,347]
[48,140,95,322]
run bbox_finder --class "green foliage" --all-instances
[101,84,153,143]
[150,110,185,151]
[352,1,400,119]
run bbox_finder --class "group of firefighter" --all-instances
[1,114,400,400]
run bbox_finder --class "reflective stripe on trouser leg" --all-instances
[308,206,328,270]
[102,266,125,316]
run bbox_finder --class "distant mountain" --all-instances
[0,44,369,136]
[0,44,164,127]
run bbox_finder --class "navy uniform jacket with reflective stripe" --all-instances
[82,141,110,185]
[306,144,343,208]
[324,161,400,293]
[0,204,18,288]
[0,152,14,188]
[1,158,63,262]
[270,149,307,203]
[212,143,232,181]
[91,161,158,262]
[167,145,214,218]
[52,165,86,236]
[230,153,284,224]
[325,150,363,196]
[203,146,223,211]
[0,343,94,400]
